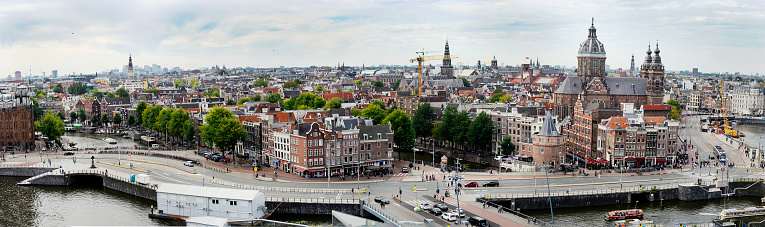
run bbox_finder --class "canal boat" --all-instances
[719,206,765,219]
[604,209,644,221]
[103,138,117,144]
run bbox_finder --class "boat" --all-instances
[719,206,765,219]
[605,209,644,221]
[614,219,653,226]
[103,138,117,144]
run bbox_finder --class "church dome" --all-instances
[578,20,606,58]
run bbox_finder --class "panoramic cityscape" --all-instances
[2,1,765,227]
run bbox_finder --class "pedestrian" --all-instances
[352,188,354,193]
[483,202,486,208]
[498,205,502,213]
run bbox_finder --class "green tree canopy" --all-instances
[52,84,64,93]
[91,90,103,99]
[370,100,386,110]
[666,99,682,120]
[154,108,175,132]
[78,108,86,122]
[412,103,434,139]
[252,95,262,102]
[91,114,100,126]
[238,97,251,105]
[283,81,299,89]
[254,80,269,87]
[283,92,326,110]
[112,113,122,125]
[436,105,457,143]
[500,136,515,156]
[452,110,471,146]
[266,93,281,103]
[393,79,402,90]
[115,87,129,98]
[315,85,324,92]
[168,109,190,141]
[200,107,247,154]
[323,97,342,109]
[354,80,363,86]
[136,101,147,126]
[101,113,110,123]
[32,99,42,121]
[461,78,471,87]
[204,87,220,97]
[373,80,384,87]
[467,111,494,151]
[361,104,388,124]
[35,111,65,141]
[69,111,77,122]
[142,105,163,130]
[226,99,236,105]
[383,109,415,149]
[185,123,195,143]
[67,82,88,95]
[127,114,136,126]
[174,79,186,87]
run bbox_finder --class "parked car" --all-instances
[428,207,442,215]
[402,167,409,173]
[184,161,194,167]
[483,180,499,187]
[63,152,74,155]
[219,157,230,163]
[442,212,457,221]
[419,203,431,210]
[465,181,478,187]
[467,216,490,227]
[434,204,448,212]
[451,208,466,218]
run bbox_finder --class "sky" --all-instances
[1,0,764,77]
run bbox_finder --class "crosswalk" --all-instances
[394,171,440,177]
[733,165,762,169]
[404,198,461,207]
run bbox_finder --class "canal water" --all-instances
[0,176,180,226]
[61,132,140,150]
[522,196,765,226]
[735,125,765,150]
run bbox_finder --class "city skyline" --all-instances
[1,0,763,76]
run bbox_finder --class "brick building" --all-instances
[0,86,34,151]
[597,114,680,168]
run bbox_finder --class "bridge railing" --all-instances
[209,179,351,193]
[483,183,680,199]
[0,163,48,168]
[265,197,360,204]
[362,200,400,225]
[730,177,764,183]
[476,198,552,226]
[65,169,158,190]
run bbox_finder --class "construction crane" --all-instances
[409,53,458,96]
[719,79,741,137]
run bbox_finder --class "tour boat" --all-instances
[103,138,117,144]
[604,209,644,221]
[614,219,653,226]
[719,206,765,219]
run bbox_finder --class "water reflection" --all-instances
[61,132,140,149]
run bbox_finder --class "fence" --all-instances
[66,169,158,190]
[0,163,48,168]
[730,177,764,183]
[483,183,679,200]
[265,197,360,204]
[362,201,400,225]
[209,179,351,193]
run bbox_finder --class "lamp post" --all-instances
[542,164,555,224]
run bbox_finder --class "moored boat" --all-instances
[719,206,765,219]
[605,209,644,221]
[103,138,117,144]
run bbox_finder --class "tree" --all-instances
[112,114,122,125]
[666,99,682,120]
[185,123,195,143]
[354,80,363,86]
[351,109,361,117]
[105,92,116,98]
[174,79,186,88]
[323,97,342,109]
[199,107,247,155]
[115,88,129,98]
[254,80,269,87]
[35,111,65,141]
[315,85,324,92]
[189,79,200,89]
[226,99,236,105]
[169,109,191,145]
[78,108,86,123]
[461,78,471,87]
[91,90,103,99]
[437,105,457,144]
[283,81,299,89]
[52,84,64,93]
[101,113,110,125]
[293,79,302,84]
[67,82,88,95]
[412,103,434,140]
[142,105,163,130]
[383,109,415,149]
[361,104,388,124]
[32,99,42,121]
[70,111,77,122]
[238,97,251,105]
[488,93,512,103]
[493,88,503,93]
[91,114,100,126]
[370,100,386,110]
[373,80,384,87]
[155,108,175,133]
[127,115,136,126]
[252,95,262,102]
[204,87,220,97]
[145,88,159,96]
[467,111,494,151]
[282,92,326,110]
[452,110,471,148]
[136,101,147,126]
[266,93,281,103]
[393,79,402,90]
[297,105,312,110]
[500,136,515,156]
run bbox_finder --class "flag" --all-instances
[526,57,529,59]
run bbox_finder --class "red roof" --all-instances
[642,105,670,111]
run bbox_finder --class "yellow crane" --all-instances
[719,79,740,137]
[409,53,458,95]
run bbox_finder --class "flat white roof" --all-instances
[157,183,263,201]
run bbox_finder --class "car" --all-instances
[483,180,499,187]
[451,208,466,218]
[219,157,230,163]
[434,204,448,212]
[402,167,409,173]
[63,152,74,155]
[465,181,478,187]
[442,212,457,221]
[413,206,423,212]
[184,161,194,167]
[374,197,390,204]
[41,148,46,151]
[428,207,442,215]
[419,203,431,210]
[467,216,490,227]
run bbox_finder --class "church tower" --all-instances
[440,40,454,77]
[647,42,665,105]
[491,55,498,69]
[577,18,607,94]
[629,54,635,76]
[127,54,134,79]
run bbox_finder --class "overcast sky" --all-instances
[1,0,763,77]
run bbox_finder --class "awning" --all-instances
[656,158,667,163]
[294,166,308,172]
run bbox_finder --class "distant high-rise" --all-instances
[692,68,698,77]
[51,70,58,78]
[440,40,454,77]
[14,71,21,80]
[127,54,134,79]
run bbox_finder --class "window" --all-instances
[377,142,381,147]
[212,199,219,204]
[230,201,237,206]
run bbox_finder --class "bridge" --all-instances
[706,115,765,125]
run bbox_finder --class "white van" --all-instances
[151,144,159,149]
[442,212,457,221]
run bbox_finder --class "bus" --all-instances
[700,122,708,132]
